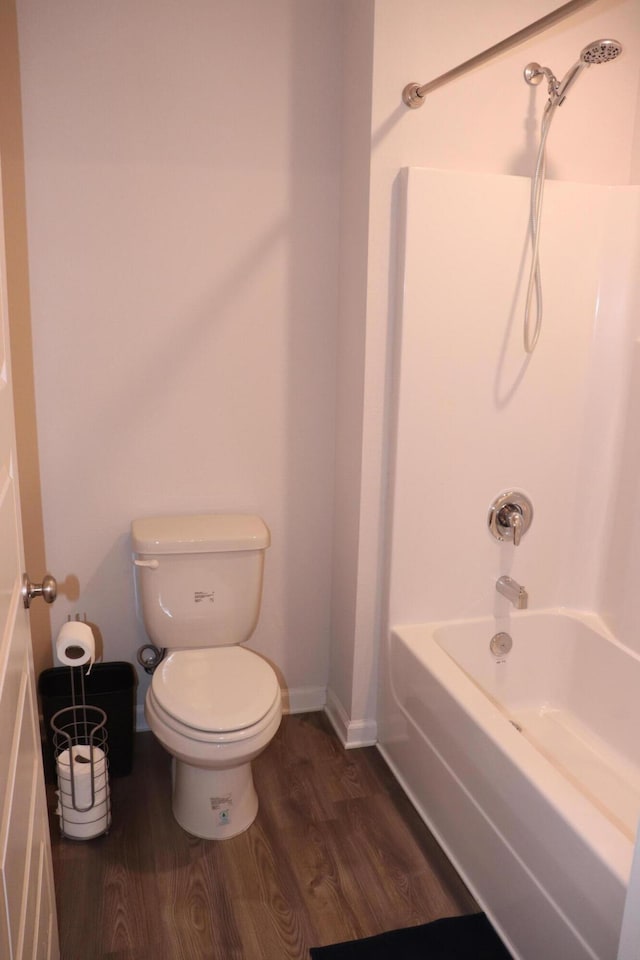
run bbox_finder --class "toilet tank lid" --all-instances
[131,514,270,554]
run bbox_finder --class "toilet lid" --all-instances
[151,647,280,733]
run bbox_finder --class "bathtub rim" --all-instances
[388,607,635,890]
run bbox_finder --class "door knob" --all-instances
[22,573,57,609]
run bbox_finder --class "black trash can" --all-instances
[38,661,137,783]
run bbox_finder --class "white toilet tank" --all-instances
[131,514,270,650]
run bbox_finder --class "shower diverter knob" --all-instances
[488,491,533,546]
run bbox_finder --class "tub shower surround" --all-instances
[379,168,640,959]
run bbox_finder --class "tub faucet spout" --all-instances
[496,575,528,609]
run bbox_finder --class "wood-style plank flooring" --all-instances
[48,712,477,959]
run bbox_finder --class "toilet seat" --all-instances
[151,646,280,735]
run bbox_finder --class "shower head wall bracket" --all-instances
[524,62,557,87]
[524,62,559,100]
[524,62,545,84]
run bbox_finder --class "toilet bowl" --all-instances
[144,645,282,839]
[131,514,282,839]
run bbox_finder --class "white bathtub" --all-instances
[378,609,640,960]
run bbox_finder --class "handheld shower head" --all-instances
[580,39,623,64]
[524,38,623,105]
[555,38,623,103]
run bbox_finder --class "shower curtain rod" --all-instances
[402,0,598,108]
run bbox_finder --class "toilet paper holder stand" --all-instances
[51,705,108,808]
[50,666,111,839]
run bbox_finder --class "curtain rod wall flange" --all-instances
[403,83,426,109]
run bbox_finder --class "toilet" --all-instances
[131,513,282,839]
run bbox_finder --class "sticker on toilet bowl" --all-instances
[210,794,232,826]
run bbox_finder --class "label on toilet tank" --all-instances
[194,590,215,603]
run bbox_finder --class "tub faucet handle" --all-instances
[504,507,523,546]
[488,491,533,546]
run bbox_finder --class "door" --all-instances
[0,154,59,958]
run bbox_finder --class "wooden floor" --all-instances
[48,712,477,960]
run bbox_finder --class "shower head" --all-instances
[580,39,623,64]
[556,39,623,101]
[524,38,622,105]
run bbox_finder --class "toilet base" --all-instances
[172,758,258,839]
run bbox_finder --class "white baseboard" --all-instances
[281,685,327,714]
[324,688,377,749]
[135,684,327,734]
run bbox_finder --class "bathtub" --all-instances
[378,610,639,960]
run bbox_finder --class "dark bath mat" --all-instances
[309,912,512,959]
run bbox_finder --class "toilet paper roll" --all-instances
[58,771,108,800]
[58,798,109,822]
[60,806,111,832]
[59,810,111,840]
[56,745,108,809]
[55,621,95,668]
[56,744,111,839]
[56,793,111,839]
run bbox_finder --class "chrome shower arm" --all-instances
[402,0,598,108]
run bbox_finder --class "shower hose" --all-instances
[524,98,559,354]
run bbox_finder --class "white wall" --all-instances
[17,0,343,710]
[329,0,640,739]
